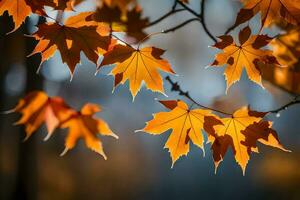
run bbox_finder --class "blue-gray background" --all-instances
[1,0,299,200]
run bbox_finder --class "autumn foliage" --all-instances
[1,0,300,175]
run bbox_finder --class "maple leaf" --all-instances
[86,3,126,32]
[262,27,300,93]
[11,91,74,141]
[210,106,289,174]
[86,4,149,42]
[100,44,175,99]
[103,0,136,14]
[124,6,149,43]
[88,3,122,24]
[29,13,112,76]
[234,0,300,28]
[138,100,222,166]
[0,0,31,32]
[271,27,300,69]
[210,26,279,91]
[60,103,118,159]
[0,0,74,32]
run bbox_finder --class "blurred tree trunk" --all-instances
[12,17,45,200]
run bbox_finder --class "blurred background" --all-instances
[0,0,300,199]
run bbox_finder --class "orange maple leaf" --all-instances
[138,100,222,166]
[234,0,300,28]
[100,44,175,99]
[0,0,74,32]
[0,0,31,32]
[60,103,118,159]
[210,26,279,91]
[11,91,74,141]
[210,107,289,174]
[271,27,300,68]
[29,13,112,76]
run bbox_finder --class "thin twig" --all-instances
[199,0,217,42]
[111,34,133,48]
[268,96,300,114]
[146,0,217,42]
[224,25,235,35]
[147,9,185,27]
[176,0,201,18]
[162,18,200,33]
[176,0,217,42]
[165,76,300,116]
[165,76,232,115]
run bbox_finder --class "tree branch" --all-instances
[147,9,185,27]
[176,0,217,42]
[165,76,232,115]
[268,96,300,114]
[146,0,217,42]
[176,0,201,18]
[224,25,235,35]
[165,76,300,116]
[200,0,217,42]
[162,18,200,33]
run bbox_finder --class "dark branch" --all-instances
[147,9,185,27]
[165,76,300,116]
[268,97,300,114]
[224,25,235,35]
[162,18,200,33]
[200,0,217,42]
[146,0,217,42]
[176,0,217,42]
[176,0,201,18]
[165,76,232,115]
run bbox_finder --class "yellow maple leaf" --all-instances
[211,26,279,91]
[100,44,175,99]
[210,106,289,174]
[138,100,222,167]
[60,103,118,159]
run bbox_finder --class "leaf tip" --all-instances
[60,148,69,157]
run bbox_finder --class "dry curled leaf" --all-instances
[210,107,289,174]
[100,44,175,99]
[139,100,222,166]
[30,13,113,76]
[60,103,118,159]
[211,26,279,91]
